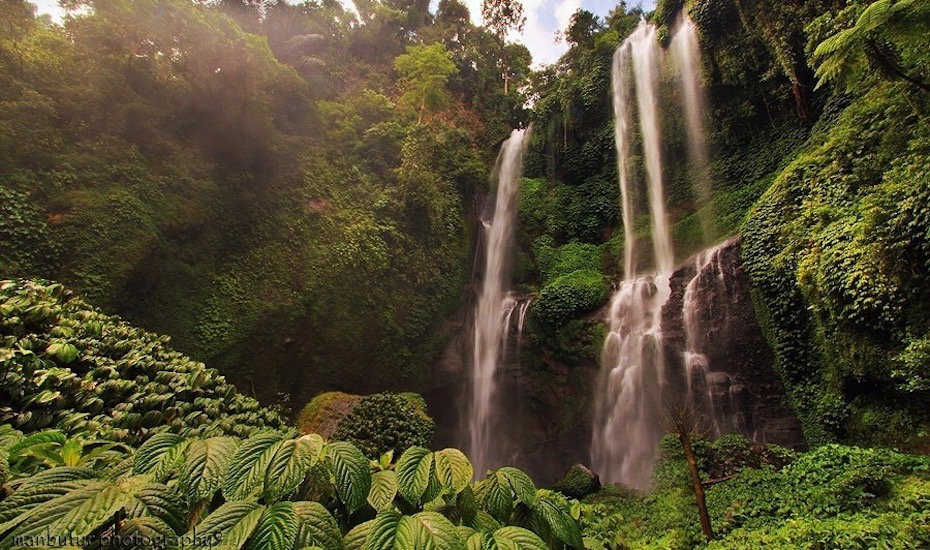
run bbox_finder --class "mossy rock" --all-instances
[296,391,364,438]
[552,463,601,499]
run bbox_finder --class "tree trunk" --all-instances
[680,431,714,542]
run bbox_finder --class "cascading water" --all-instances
[670,16,713,238]
[681,241,749,438]
[469,128,529,475]
[592,21,674,489]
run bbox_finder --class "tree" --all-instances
[393,43,458,124]
[813,0,930,94]
[481,0,525,39]
[481,0,526,93]
[663,396,715,542]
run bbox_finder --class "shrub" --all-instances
[533,270,608,328]
[332,393,436,459]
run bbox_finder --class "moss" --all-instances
[296,391,363,438]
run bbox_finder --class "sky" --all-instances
[30,0,657,66]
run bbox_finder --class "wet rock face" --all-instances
[425,237,805,485]
[662,239,806,450]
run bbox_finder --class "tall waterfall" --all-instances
[592,21,673,489]
[670,16,713,238]
[469,128,529,475]
[592,16,720,488]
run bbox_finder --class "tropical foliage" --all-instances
[0,427,583,550]
[0,279,291,442]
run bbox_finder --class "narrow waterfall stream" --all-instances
[682,241,750,438]
[469,128,529,475]
[671,16,713,238]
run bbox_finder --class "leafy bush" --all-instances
[533,270,608,328]
[580,441,930,549]
[332,393,436,460]
[0,428,584,550]
[0,279,291,443]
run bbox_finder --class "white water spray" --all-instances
[469,128,529,475]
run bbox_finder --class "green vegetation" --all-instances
[0,279,290,443]
[0,0,530,402]
[580,436,930,549]
[332,393,436,460]
[0,426,584,550]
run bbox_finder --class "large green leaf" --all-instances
[6,430,66,459]
[179,437,239,504]
[368,470,399,512]
[475,475,513,523]
[496,468,536,507]
[395,446,434,505]
[0,479,94,533]
[491,527,548,550]
[434,449,473,494]
[222,433,284,500]
[186,501,265,549]
[328,441,372,514]
[263,434,324,502]
[344,519,375,550]
[293,501,343,550]
[0,483,110,550]
[243,502,300,550]
[366,510,464,550]
[129,483,188,535]
[52,482,130,538]
[134,433,189,480]
[532,492,583,549]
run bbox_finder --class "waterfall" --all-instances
[469,128,529,475]
[681,241,749,438]
[592,21,674,489]
[670,16,713,238]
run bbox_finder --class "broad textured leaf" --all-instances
[492,527,548,550]
[328,441,372,514]
[180,437,239,503]
[466,532,495,550]
[344,519,375,550]
[186,501,265,549]
[134,432,187,478]
[7,430,66,458]
[0,480,93,530]
[532,492,583,548]
[468,510,503,533]
[119,516,178,547]
[263,434,323,501]
[476,474,513,522]
[243,502,299,550]
[496,468,536,507]
[130,483,188,534]
[368,470,398,512]
[434,449,473,494]
[365,510,403,550]
[366,510,464,550]
[293,501,343,550]
[395,446,434,505]
[52,482,130,538]
[396,512,465,550]
[222,433,284,500]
